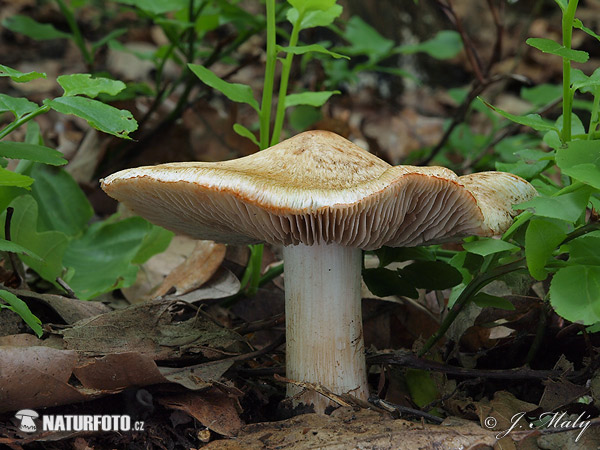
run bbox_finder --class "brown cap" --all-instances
[101,131,536,250]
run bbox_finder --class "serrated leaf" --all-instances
[481,99,558,132]
[525,218,568,280]
[233,123,259,147]
[0,289,42,337]
[63,217,152,300]
[287,4,342,29]
[57,74,126,98]
[45,97,138,138]
[115,0,188,14]
[8,195,69,285]
[0,238,42,260]
[2,14,70,40]
[550,265,600,325]
[556,140,600,190]
[526,37,589,63]
[516,188,590,223]
[0,64,46,83]
[0,167,33,188]
[463,238,520,256]
[396,30,462,59]
[188,64,259,112]
[285,90,340,108]
[278,44,349,59]
[0,142,66,166]
[0,94,39,118]
[362,267,418,299]
[472,292,515,310]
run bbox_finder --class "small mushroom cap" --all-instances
[101,131,536,250]
[15,409,39,418]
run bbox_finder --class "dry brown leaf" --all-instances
[202,407,497,449]
[159,388,243,437]
[60,300,249,360]
[165,267,240,303]
[153,240,226,297]
[0,346,89,413]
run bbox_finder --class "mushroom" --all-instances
[101,130,536,413]
[15,409,39,432]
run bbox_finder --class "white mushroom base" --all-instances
[283,243,369,413]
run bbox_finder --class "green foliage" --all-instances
[0,289,43,337]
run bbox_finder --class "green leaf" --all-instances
[526,37,589,63]
[396,30,462,59]
[0,238,42,260]
[278,44,349,59]
[495,160,550,180]
[115,0,188,14]
[472,292,515,310]
[0,289,42,337]
[570,68,600,92]
[525,218,568,281]
[573,19,600,42]
[188,64,259,112]
[288,0,336,13]
[45,97,138,138]
[556,141,600,190]
[362,267,418,299]
[550,265,600,325]
[565,232,600,266]
[0,142,66,166]
[8,195,69,285]
[287,4,342,29]
[481,99,559,133]
[131,224,173,264]
[233,123,259,147]
[63,217,153,300]
[91,28,128,52]
[57,74,126,98]
[24,164,93,236]
[520,84,562,107]
[289,105,322,131]
[405,369,439,408]
[0,167,34,188]
[463,238,520,257]
[0,64,46,83]
[2,14,71,40]
[516,188,590,223]
[0,94,39,118]
[401,261,462,290]
[337,16,393,60]
[285,91,340,108]
[374,247,435,267]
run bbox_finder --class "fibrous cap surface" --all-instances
[101,130,536,249]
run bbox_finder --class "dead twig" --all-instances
[369,397,444,424]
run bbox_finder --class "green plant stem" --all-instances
[259,0,277,149]
[0,105,50,140]
[244,0,278,296]
[561,0,579,142]
[418,260,526,357]
[270,13,303,145]
[56,0,93,67]
[588,87,600,138]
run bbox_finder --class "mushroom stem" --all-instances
[283,242,369,413]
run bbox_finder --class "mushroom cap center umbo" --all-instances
[101,130,537,250]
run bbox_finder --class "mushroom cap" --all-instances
[101,131,536,250]
[15,409,39,419]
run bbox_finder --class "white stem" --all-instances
[283,243,368,413]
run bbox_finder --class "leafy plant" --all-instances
[0,65,171,335]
